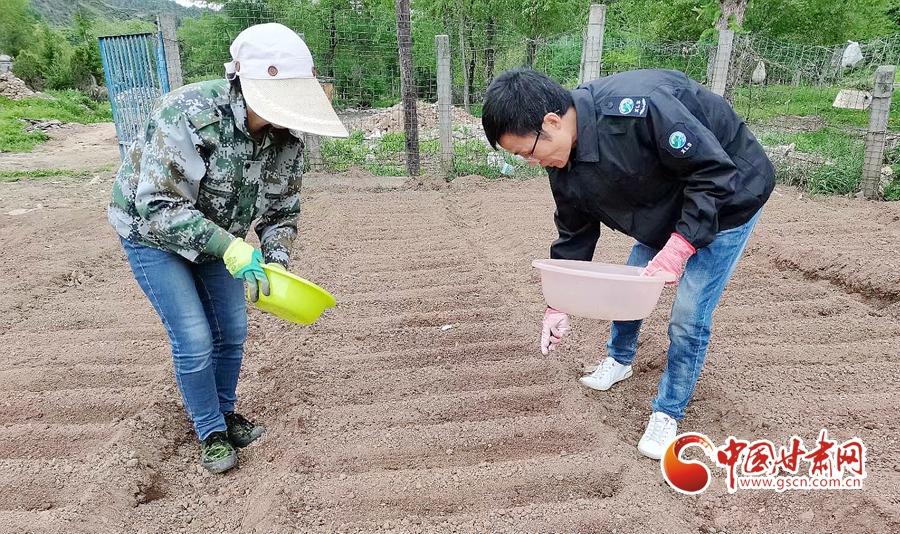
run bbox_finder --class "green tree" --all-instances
[0,0,37,56]
[13,23,74,90]
[68,9,103,90]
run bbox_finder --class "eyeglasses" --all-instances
[523,130,541,161]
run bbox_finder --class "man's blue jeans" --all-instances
[121,238,247,440]
[607,209,762,421]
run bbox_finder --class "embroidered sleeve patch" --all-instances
[600,96,649,117]
[662,123,697,158]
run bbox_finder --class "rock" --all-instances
[125,458,140,468]
[766,143,795,159]
[24,119,63,133]
[799,510,814,522]
[340,100,483,140]
[880,165,895,196]
[0,71,35,99]
[832,89,872,110]
[7,204,43,216]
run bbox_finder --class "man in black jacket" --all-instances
[482,68,774,460]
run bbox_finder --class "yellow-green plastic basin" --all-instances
[253,264,336,325]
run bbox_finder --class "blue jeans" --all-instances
[607,209,762,421]
[120,238,247,440]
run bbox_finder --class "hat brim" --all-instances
[241,77,349,138]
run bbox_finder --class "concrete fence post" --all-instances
[157,14,183,89]
[709,29,734,96]
[297,33,323,170]
[579,4,606,84]
[436,35,453,179]
[396,0,420,176]
[861,65,896,199]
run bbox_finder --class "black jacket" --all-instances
[549,69,774,260]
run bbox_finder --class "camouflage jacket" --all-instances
[108,78,304,267]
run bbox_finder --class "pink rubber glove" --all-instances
[540,306,570,356]
[643,233,696,286]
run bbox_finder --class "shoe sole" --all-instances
[202,453,238,474]
[578,368,633,391]
[637,442,664,460]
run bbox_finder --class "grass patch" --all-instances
[320,130,368,171]
[0,90,112,153]
[884,178,900,201]
[319,131,407,176]
[451,138,543,179]
[733,84,900,132]
[882,145,900,201]
[758,128,864,195]
[0,166,112,183]
[452,138,501,178]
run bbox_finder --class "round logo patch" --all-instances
[669,131,687,150]
[618,98,635,115]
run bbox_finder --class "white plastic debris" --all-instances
[439,324,455,332]
[841,41,864,69]
[751,60,767,84]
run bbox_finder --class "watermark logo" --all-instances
[661,432,716,495]
[661,429,866,494]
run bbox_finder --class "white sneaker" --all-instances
[579,357,633,391]
[637,412,678,460]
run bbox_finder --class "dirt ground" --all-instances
[0,125,899,533]
[0,123,120,173]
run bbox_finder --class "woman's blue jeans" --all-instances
[120,238,247,440]
[607,209,762,421]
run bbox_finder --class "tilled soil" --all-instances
[0,170,898,534]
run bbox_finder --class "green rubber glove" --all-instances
[223,238,270,303]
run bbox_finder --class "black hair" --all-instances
[481,68,574,150]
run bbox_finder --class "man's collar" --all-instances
[571,87,599,163]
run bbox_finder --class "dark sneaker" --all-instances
[224,411,265,448]
[200,431,238,474]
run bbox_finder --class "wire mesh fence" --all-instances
[160,1,899,197]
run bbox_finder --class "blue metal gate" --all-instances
[98,32,171,159]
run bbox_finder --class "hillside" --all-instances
[31,0,207,25]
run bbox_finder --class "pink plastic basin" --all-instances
[532,259,671,321]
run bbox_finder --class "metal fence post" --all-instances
[861,65,896,199]
[579,4,606,84]
[436,35,453,179]
[156,14,183,89]
[709,29,734,96]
